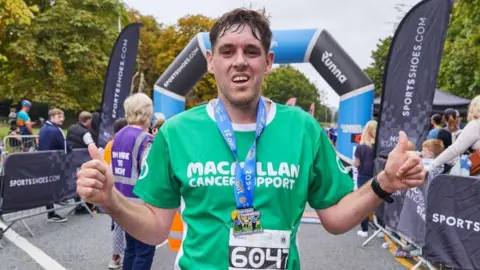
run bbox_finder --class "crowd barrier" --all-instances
[364,157,480,270]
[2,135,40,156]
[0,149,94,245]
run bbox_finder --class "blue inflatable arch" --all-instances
[153,29,374,164]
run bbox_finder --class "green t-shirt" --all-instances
[134,98,354,270]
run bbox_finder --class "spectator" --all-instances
[8,108,17,128]
[111,93,155,270]
[67,111,96,213]
[433,95,480,176]
[16,100,36,151]
[427,114,443,139]
[421,139,445,177]
[16,100,35,135]
[151,119,164,137]
[67,111,95,149]
[328,124,337,147]
[7,124,22,151]
[103,118,128,165]
[353,120,377,238]
[103,117,128,270]
[89,112,100,145]
[443,108,461,142]
[38,108,68,223]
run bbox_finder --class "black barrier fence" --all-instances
[1,149,90,214]
[370,169,480,269]
[0,149,92,238]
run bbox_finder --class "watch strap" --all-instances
[371,176,394,204]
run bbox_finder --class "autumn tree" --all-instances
[0,0,37,63]
[0,0,125,111]
[264,65,330,122]
[128,12,217,108]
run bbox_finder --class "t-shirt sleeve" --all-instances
[103,140,113,165]
[133,131,180,209]
[17,111,29,126]
[354,144,363,159]
[308,129,354,210]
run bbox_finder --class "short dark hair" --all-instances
[113,118,128,135]
[431,113,442,125]
[443,108,456,119]
[209,8,272,54]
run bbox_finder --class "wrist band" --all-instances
[371,176,394,204]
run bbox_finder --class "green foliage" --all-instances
[437,0,480,99]
[364,0,480,100]
[0,0,38,63]
[364,37,391,97]
[0,0,123,111]
[0,1,337,114]
[263,65,330,122]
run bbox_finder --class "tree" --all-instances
[437,0,480,99]
[364,0,480,100]
[364,37,391,96]
[128,12,217,108]
[263,65,329,122]
[0,0,37,63]
[0,0,124,111]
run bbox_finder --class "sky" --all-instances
[122,0,421,108]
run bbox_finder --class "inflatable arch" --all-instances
[153,29,374,164]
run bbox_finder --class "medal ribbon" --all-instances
[214,98,266,209]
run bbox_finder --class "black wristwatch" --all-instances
[371,175,394,204]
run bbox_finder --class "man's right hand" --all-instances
[76,144,114,206]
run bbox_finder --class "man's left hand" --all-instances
[378,131,426,193]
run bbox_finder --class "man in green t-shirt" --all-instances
[77,8,426,270]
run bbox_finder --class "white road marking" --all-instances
[0,221,67,270]
[156,240,168,249]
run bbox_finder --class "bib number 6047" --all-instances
[229,246,289,269]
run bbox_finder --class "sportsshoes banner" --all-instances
[1,149,91,214]
[98,23,142,148]
[375,0,452,157]
[423,175,480,269]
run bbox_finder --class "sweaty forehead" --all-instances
[216,25,262,47]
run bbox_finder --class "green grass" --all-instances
[0,123,67,141]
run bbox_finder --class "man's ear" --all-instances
[206,50,214,74]
[264,51,275,74]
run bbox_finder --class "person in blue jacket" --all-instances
[38,108,71,222]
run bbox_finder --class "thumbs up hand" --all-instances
[378,131,427,193]
[76,144,115,206]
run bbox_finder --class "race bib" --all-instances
[229,229,291,270]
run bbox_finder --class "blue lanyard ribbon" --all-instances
[214,98,267,209]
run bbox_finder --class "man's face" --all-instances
[206,25,274,107]
[52,113,65,126]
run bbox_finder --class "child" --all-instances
[421,139,445,177]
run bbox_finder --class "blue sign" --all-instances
[336,88,374,163]
[153,87,185,121]
[200,29,317,64]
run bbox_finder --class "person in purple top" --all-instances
[110,93,155,270]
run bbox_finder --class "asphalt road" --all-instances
[0,206,404,270]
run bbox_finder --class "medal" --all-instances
[231,209,263,236]
[214,98,267,237]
